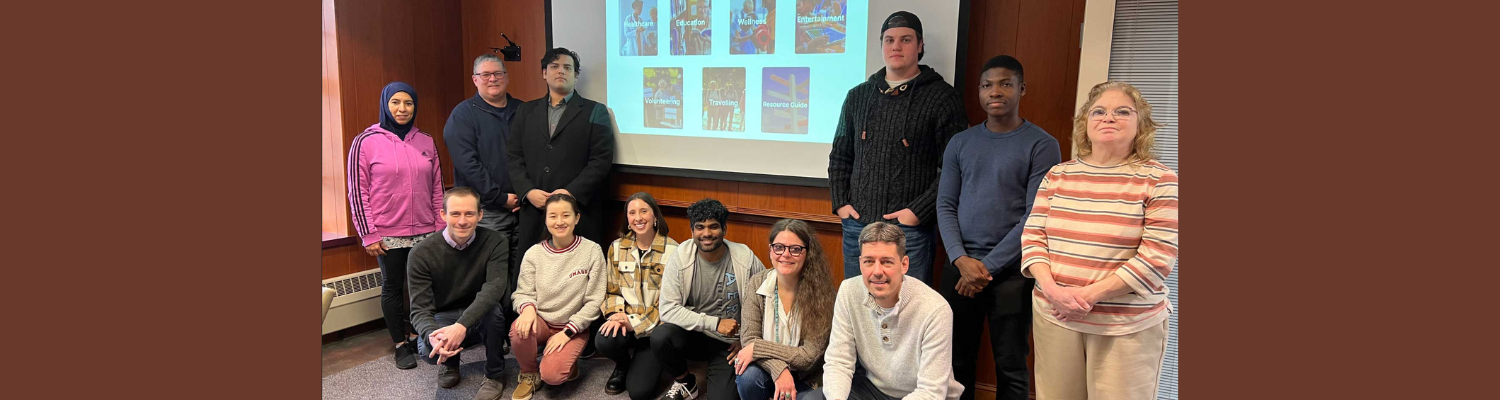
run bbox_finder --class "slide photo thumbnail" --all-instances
[670,0,711,55]
[795,0,847,54]
[644,68,684,129]
[620,0,660,56]
[702,67,746,132]
[761,67,810,134]
[730,0,775,54]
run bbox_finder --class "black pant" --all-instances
[415,302,509,380]
[596,330,664,400]
[650,323,737,400]
[478,209,521,348]
[941,260,1034,400]
[377,247,415,344]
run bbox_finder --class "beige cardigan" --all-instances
[740,268,830,387]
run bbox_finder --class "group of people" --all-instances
[345,9,1178,400]
[703,79,743,131]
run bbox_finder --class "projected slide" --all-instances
[762,67,810,134]
[795,0,847,54]
[605,0,868,145]
[643,68,683,128]
[731,1,774,55]
[621,0,660,56]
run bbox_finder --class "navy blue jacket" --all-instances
[444,93,520,210]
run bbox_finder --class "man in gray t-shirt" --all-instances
[689,251,741,321]
[655,198,763,400]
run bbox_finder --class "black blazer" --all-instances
[506,92,616,248]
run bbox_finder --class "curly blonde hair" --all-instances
[1072,81,1160,164]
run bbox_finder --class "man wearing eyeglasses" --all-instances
[935,55,1060,400]
[445,55,525,341]
[507,47,616,266]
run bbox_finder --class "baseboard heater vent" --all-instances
[322,269,383,335]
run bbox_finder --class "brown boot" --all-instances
[512,372,541,400]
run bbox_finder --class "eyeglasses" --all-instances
[1088,107,1136,120]
[770,243,806,256]
[474,71,507,80]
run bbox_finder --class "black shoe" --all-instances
[438,364,462,388]
[394,340,418,370]
[662,376,697,400]
[605,365,628,395]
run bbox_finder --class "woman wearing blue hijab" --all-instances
[346,82,446,370]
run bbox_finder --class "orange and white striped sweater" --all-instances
[1020,159,1179,336]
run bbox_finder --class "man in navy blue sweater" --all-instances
[935,55,1061,400]
[444,53,524,353]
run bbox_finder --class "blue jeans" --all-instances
[736,364,815,400]
[415,303,508,380]
[805,371,899,400]
[841,218,934,284]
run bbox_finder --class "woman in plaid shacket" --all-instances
[594,192,679,400]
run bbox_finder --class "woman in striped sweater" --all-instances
[1020,81,1179,400]
[509,194,608,400]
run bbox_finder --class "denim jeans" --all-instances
[840,218,934,284]
[736,364,815,400]
[415,303,508,380]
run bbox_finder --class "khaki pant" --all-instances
[1032,313,1169,400]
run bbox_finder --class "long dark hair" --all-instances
[768,219,834,337]
[618,191,670,239]
[539,193,582,244]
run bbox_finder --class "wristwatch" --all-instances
[562,326,578,338]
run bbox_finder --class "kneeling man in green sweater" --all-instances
[408,187,513,400]
[812,222,964,400]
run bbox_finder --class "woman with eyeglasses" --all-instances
[1020,81,1179,399]
[347,81,446,370]
[731,219,836,400]
[595,192,679,400]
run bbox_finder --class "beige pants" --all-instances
[1032,313,1169,400]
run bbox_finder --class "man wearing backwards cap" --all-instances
[827,10,969,285]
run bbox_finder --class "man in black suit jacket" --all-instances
[507,47,615,262]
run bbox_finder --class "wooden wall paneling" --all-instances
[322,244,383,280]
[322,0,348,236]
[1064,0,1087,151]
[461,0,550,102]
[332,0,467,237]
[409,0,466,188]
[1014,0,1083,156]
[962,0,1021,126]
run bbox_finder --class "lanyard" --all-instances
[772,280,781,344]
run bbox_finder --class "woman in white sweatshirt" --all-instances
[509,193,608,400]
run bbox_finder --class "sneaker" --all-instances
[394,340,418,370]
[513,372,542,400]
[661,377,697,400]
[474,377,507,400]
[604,365,628,395]
[438,364,462,388]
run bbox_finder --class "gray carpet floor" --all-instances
[322,345,699,400]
